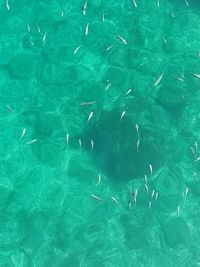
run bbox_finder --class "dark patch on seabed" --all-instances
[74,109,166,182]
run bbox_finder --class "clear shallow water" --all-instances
[0,0,200,266]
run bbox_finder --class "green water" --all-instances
[1,0,200,266]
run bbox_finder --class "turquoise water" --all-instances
[1,0,200,266]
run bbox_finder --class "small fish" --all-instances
[149,201,152,208]
[133,190,138,205]
[178,72,185,80]
[74,45,81,55]
[144,174,147,184]
[155,191,159,200]
[78,138,82,148]
[184,187,189,197]
[177,205,180,215]
[111,196,120,207]
[195,141,198,150]
[28,139,37,144]
[29,37,34,46]
[42,32,47,43]
[96,174,101,186]
[135,124,139,138]
[136,139,140,152]
[102,12,105,22]
[27,23,31,32]
[61,10,64,17]
[185,0,189,6]
[106,81,112,90]
[85,23,89,35]
[149,164,153,176]
[106,45,113,52]
[115,33,128,45]
[156,0,160,8]
[191,147,196,159]
[192,73,200,79]
[170,10,175,18]
[120,111,126,121]
[132,0,137,8]
[125,88,132,96]
[154,73,163,87]
[20,128,26,140]
[6,105,13,112]
[37,25,41,33]
[6,0,10,10]
[82,0,87,15]
[151,189,155,199]
[90,140,94,150]
[91,194,103,201]
[128,199,131,208]
[80,101,96,106]
[87,111,93,124]
[163,36,167,44]
[144,184,148,194]
[66,133,69,145]
[194,157,200,162]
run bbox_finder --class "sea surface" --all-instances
[0,0,200,266]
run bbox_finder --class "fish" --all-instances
[149,163,153,176]
[194,157,200,162]
[135,124,139,138]
[6,0,10,10]
[154,73,163,87]
[27,23,31,32]
[170,11,175,18]
[185,0,189,6]
[74,45,81,55]
[144,174,147,184]
[133,189,138,205]
[192,73,200,79]
[111,196,120,207]
[27,139,37,144]
[80,101,96,106]
[61,10,64,17]
[37,25,41,33]
[87,111,93,124]
[29,37,34,46]
[120,111,126,121]
[42,32,47,43]
[149,201,152,208]
[163,36,167,44]
[85,23,89,36]
[66,133,69,145]
[78,138,82,148]
[90,140,94,150]
[115,33,128,45]
[125,88,132,96]
[96,174,101,186]
[184,187,189,197]
[106,45,113,52]
[128,199,131,208]
[177,205,180,215]
[20,128,26,140]
[82,0,87,15]
[191,147,196,159]
[151,189,155,199]
[132,0,137,8]
[106,81,112,90]
[6,105,13,112]
[91,194,103,201]
[195,141,198,150]
[102,12,105,22]
[136,139,140,152]
[155,192,159,200]
[144,183,148,194]
[156,0,160,8]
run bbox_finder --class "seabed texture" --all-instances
[0,0,200,266]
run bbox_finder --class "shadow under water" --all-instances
[75,110,166,183]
